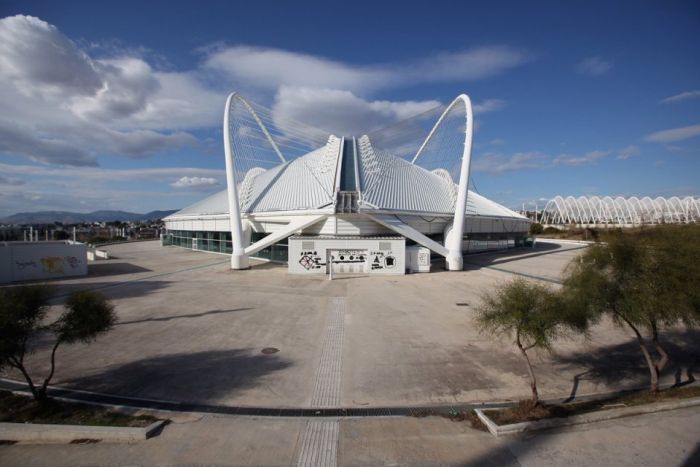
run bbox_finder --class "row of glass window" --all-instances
[164,230,531,262]
[164,230,289,261]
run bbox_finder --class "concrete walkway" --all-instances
[1,406,698,466]
[4,240,699,407]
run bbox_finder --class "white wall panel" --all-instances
[1,242,87,283]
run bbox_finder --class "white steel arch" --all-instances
[589,196,603,224]
[223,93,252,270]
[541,200,555,224]
[614,197,634,224]
[540,195,699,226]
[602,197,620,224]
[228,93,286,164]
[669,196,685,223]
[684,196,700,219]
[565,196,583,224]
[655,197,673,223]
[576,197,589,223]
[641,197,660,224]
[411,94,474,271]
[628,197,644,224]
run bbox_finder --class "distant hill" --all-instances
[0,209,179,225]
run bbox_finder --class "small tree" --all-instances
[0,286,116,402]
[529,223,544,235]
[563,227,700,392]
[476,279,568,405]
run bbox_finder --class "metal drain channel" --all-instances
[0,378,511,417]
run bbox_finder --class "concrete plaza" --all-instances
[3,239,697,408]
[2,239,699,466]
[1,406,698,466]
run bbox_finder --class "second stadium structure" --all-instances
[163,93,531,275]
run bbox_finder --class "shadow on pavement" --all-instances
[86,262,153,277]
[248,260,286,270]
[116,307,254,326]
[64,348,292,403]
[49,280,171,303]
[682,443,700,466]
[462,241,568,272]
[555,329,700,400]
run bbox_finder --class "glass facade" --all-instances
[164,229,531,263]
[163,230,289,261]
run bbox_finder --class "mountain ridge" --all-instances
[0,209,179,224]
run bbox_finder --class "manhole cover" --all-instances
[261,347,279,354]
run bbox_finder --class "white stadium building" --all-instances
[163,93,531,275]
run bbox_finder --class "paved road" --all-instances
[1,406,698,466]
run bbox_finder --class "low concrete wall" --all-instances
[87,249,110,261]
[0,241,87,283]
[475,397,700,437]
[0,420,165,443]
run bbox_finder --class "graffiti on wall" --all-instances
[40,256,64,273]
[64,256,81,269]
[15,260,38,270]
[369,250,396,270]
[298,250,326,270]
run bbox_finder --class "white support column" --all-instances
[446,95,474,271]
[223,93,250,270]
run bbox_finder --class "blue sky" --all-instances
[0,0,698,216]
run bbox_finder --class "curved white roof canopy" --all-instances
[167,93,525,222]
[169,136,524,220]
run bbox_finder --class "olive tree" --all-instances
[0,285,117,402]
[476,278,571,404]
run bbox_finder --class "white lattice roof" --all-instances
[167,136,524,221]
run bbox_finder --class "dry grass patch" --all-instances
[0,390,160,427]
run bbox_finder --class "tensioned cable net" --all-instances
[227,94,475,215]
[365,102,468,180]
[227,96,331,185]
[359,100,470,212]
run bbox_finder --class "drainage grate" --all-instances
[0,378,512,418]
[261,347,280,354]
[456,303,470,307]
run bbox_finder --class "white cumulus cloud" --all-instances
[472,152,548,173]
[473,99,507,114]
[660,90,700,104]
[575,56,613,76]
[617,145,640,160]
[171,176,219,188]
[204,45,531,94]
[644,123,700,142]
[271,87,441,135]
[553,150,609,166]
[0,15,529,168]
